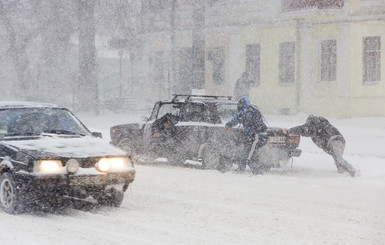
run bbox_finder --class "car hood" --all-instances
[2,136,127,158]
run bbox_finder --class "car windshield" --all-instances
[216,103,238,123]
[0,107,91,138]
[157,103,181,119]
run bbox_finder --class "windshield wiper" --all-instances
[4,133,37,137]
[42,130,85,136]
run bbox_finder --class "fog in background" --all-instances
[0,0,383,116]
[0,0,137,113]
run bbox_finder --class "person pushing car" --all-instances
[224,97,267,175]
[288,115,356,177]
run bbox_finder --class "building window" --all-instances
[363,36,381,84]
[153,51,164,83]
[246,44,260,86]
[208,47,225,85]
[279,42,295,85]
[321,39,337,82]
[281,0,344,11]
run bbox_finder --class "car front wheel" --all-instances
[0,173,23,214]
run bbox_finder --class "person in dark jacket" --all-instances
[234,72,254,100]
[151,113,179,156]
[288,115,356,177]
[225,97,267,174]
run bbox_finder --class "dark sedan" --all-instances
[0,102,135,214]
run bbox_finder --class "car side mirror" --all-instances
[141,116,149,122]
[92,132,102,138]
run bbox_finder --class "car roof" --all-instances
[167,94,237,104]
[0,101,59,109]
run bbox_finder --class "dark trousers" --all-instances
[238,133,267,174]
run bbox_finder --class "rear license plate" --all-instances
[268,136,286,144]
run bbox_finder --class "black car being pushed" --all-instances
[111,95,301,172]
[0,102,135,214]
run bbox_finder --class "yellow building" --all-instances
[138,0,385,117]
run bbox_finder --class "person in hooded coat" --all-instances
[234,72,254,101]
[151,113,179,156]
[225,97,267,175]
[288,115,356,177]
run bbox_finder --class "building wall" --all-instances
[135,0,385,117]
[300,22,349,117]
[348,20,385,116]
[205,31,231,96]
[142,33,170,103]
[243,26,298,114]
[300,19,385,117]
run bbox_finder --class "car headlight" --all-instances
[96,158,111,172]
[34,160,63,173]
[96,157,132,172]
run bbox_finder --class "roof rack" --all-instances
[172,94,233,103]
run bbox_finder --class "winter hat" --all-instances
[237,97,250,111]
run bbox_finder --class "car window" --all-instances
[149,101,160,121]
[157,104,180,119]
[47,110,89,134]
[0,111,11,135]
[0,108,91,137]
[216,103,238,123]
[180,103,209,123]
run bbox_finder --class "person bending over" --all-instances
[288,115,356,177]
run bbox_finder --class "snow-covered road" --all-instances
[0,113,384,245]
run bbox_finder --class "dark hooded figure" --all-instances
[234,72,254,101]
[151,113,179,156]
[288,115,356,177]
[225,97,267,174]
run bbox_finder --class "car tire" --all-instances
[95,188,124,207]
[0,173,23,214]
[202,145,223,171]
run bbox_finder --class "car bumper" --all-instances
[14,168,136,194]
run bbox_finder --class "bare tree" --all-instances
[37,0,78,104]
[0,0,78,104]
[0,0,34,99]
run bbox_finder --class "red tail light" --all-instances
[287,135,300,144]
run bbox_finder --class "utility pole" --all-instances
[78,0,98,113]
[168,0,177,97]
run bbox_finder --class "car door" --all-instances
[142,102,160,143]
[175,103,210,156]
